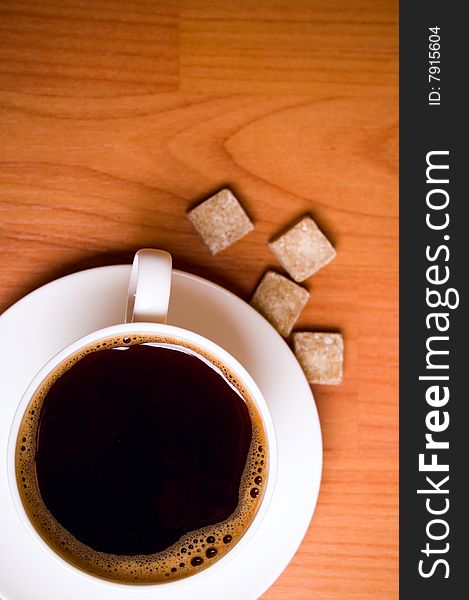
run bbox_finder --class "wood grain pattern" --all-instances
[0,1,398,597]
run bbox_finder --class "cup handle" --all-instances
[125,249,172,324]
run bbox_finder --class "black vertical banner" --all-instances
[400,2,466,598]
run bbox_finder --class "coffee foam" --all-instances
[16,334,268,584]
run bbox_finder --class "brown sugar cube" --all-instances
[269,216,336,282]
[250,271,309,337]
[187,188,254,255]
[293,332,344,385]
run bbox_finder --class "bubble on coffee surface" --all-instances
[16,333,268,584]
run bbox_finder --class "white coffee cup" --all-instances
[7,249,277,589]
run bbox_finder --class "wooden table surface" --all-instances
[0,1,398,598]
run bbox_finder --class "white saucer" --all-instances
[0,267,322,600]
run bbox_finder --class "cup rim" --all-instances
[7,322,278,590]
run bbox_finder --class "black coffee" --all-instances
[16,335,268,584]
